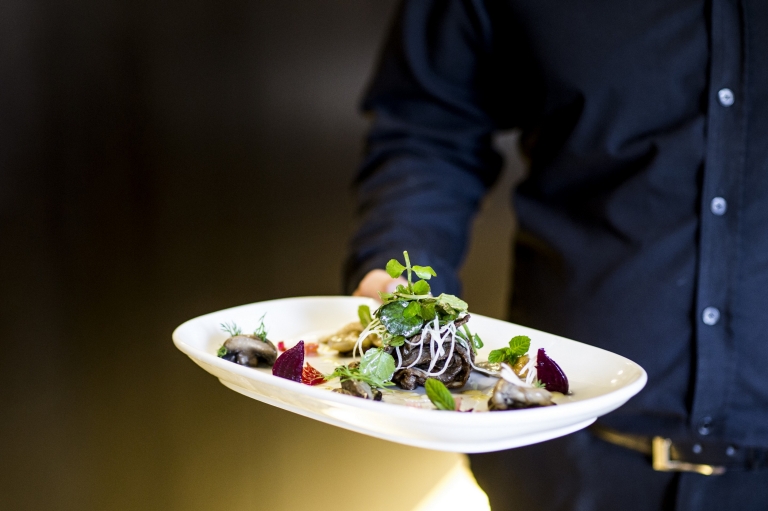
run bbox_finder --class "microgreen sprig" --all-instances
[220,321,242,337]
[253,313,268,340]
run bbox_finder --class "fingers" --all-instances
[352,269,407,302]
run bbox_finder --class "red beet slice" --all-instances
[272,341,304,382]
[302,363,325,386]
[536,348,569,394]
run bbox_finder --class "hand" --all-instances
[352,269,407,302]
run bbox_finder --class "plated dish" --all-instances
[173,290,647,452]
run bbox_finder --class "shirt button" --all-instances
[718,88,735,106]
[702,307,720,325]
[710,197,727,215]
[698,417,713,436]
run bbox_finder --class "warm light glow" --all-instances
[413,456,490,511]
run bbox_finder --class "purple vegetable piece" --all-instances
[272,340,304,382]
[536,348,569,394]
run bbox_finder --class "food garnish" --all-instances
[217,319,277,367]
[301,363,325,386]
[272,340,305,382]
[488,336,530,367]
[425,378,456,411]
[353,251,480,391]
[214,251,571,412]
[535,348,569,394]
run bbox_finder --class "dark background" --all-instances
[0,1,522,509]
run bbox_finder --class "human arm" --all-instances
[344,0,514,296]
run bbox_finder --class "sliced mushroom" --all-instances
[488,379,554,411]
[319,321,380,355]
[221,335,278,367]
[331,379,382,401]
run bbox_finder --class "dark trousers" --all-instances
[469,431,768,511]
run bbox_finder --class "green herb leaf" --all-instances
[358,305,373,328]
[425,378,456,411]
[360,348,396,384]
[472,334,484,350]
[508,335,531,357]
[388,335,405,347]
[533,379,546,389]
[379,300,424,337]
[487,348,509,364]
[324,364,393,388]
[412,279,431,295]
[420,302,437,321]
[402,301,421,319]
[216,346,228,357]
[386,259,406,279]
[412,265,436,280]
[378,291,394,302]
[436,294,468,312]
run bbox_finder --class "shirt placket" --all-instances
[689,0,746,443]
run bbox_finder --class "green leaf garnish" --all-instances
[412,279,431,295]
[508,336,531,356]
[425,378,456,411]
[325,364,393,389]
[216,346,228,357]
[388,335,406,347]
[220,321,242,337]
[436,294,468,312]
[487,349,508,364]
[358,305,373,328]
[402,301,421,319]
[386,259,407,279]
[360,348,396,385]
[412,265,436,280]
[487,335,531,366]
[378,300,424,337]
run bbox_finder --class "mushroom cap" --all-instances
[223,335,278,367]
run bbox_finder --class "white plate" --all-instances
[173,296,646,453]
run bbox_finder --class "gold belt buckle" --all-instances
[652,437,726,476]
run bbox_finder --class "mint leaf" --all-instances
[388,335,405,347]
[360,348,396,384]
[472,333,484,350]
[412,279,430,295]
[358,305,372,328]
[403,301,421,319]
[425,378,456,411]
[378,291,394,302]
[487,348,509,364]
[386,259,406,279]
[508,336,531,357]
[412,265,436,280]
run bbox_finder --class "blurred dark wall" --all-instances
[0,1,522,510]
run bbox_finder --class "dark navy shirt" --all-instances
[346,0,768,447]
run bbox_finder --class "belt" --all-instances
[590,424,768,475]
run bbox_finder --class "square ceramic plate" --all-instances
[173,296,646,453]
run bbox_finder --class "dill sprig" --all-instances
[220,321,242,337]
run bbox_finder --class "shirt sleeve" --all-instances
[344,0,512,295]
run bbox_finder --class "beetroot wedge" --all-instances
[272,340,304,382]
[536,348,569,394]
